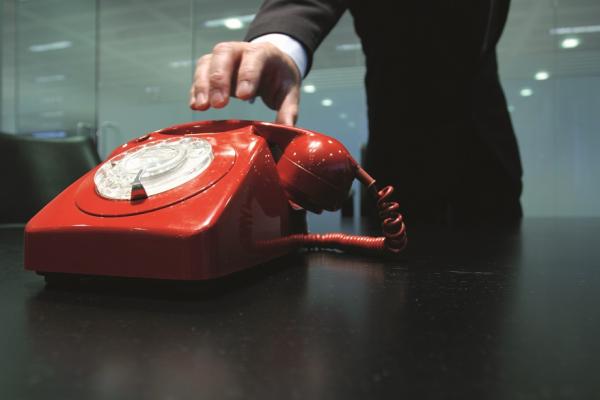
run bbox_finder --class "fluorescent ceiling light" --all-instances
[321,98,333,107]
[561,37,580,49]
[339,113,347,119]
[29,40,72,52]
[42,95,64,104]
[550,25,600,35]
[169,60,192,68]
[534,71,550,81]
[204,14,255,29]
[302,84,316,93]
[31,131,67,139]
[41,110,64,118]
[35,74,66,83]
[336,43,362,51]
[144,86,161,94]
[508,105,515,113]
[347,121,356,128]
[520,88,533,97]
[224,18,243,30]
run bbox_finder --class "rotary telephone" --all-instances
[25,120,407,281]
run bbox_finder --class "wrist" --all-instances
[251,34,308,78]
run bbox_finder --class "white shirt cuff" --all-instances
[251,33,308,78]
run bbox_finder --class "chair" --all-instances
[0,132,101,223]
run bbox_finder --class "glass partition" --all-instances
[498,0,600,216]
[96,0,194,157]
[1,0,16,133]
[14,0,96,138]
[1,0,599,216]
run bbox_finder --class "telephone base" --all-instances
[25,122,306,281]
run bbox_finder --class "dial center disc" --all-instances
[94,137,214,200]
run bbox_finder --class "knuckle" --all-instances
[194,65,208,79]
[212,42,234,54]
[192,78,206,90]
[242,47,266,62]
[196,54,210,66]
[209,70,228,85]
[261,42,282,57]
[238,66,258,79]
[196,78,209,89]
[253,42,274,52]
[245,42,265,53]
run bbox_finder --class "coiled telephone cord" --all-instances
[244,169,408,256]
[292,184,407,254]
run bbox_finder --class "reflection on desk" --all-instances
[0,218,598,399]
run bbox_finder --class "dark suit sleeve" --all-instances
[244,0,347,73]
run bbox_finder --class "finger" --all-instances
[190,55,211,111]
[235,44,267,100]
[275,84,300,126]
[208,42,243,108]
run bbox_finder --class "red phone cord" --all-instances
[242,167,407,256]
[289,184,407,254]
[245,185,407,256]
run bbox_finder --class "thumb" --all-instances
[275,86,300,126]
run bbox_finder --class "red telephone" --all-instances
[25,120,407,281]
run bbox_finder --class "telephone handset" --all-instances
[25,120,407,281]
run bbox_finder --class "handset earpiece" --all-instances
[276,132,357,213]
[252,122,357,213]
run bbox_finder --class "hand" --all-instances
[190,41,301,126]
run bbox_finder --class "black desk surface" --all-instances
[1,218,599,399]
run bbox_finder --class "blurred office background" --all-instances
[0,0,599,217]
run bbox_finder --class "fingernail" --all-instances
[210,90,224,106]
[196,92,207,105]
[237,80,253,97]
